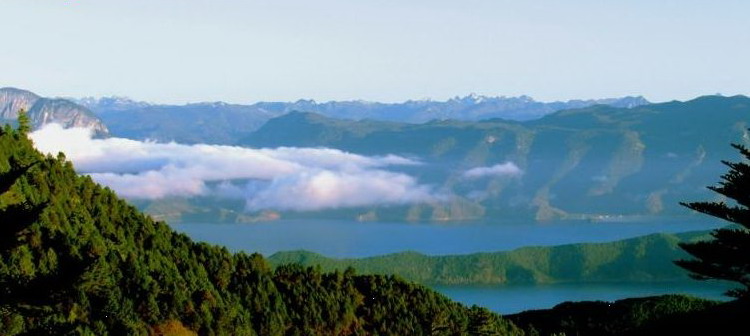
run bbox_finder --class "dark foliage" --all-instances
[508,295,720,336]
[630,298,748,336]
[0,124,523,335]
[269,231,711,286]
[676,143,750,299]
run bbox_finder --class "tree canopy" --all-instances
[676,143,750,299]
[0,122,523,335]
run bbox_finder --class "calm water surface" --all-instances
[433,282,731,314]
[172,218,719,258]
[171,218,726,313]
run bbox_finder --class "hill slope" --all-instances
[0,125,521,335]
[507,294,747,336]
[269,231,712,286]
[233,95,750,221]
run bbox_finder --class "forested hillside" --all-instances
[0,121,522,335]
[507,294,744,336]
[269,231,712,286]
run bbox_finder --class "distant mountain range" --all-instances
[5,87,745,223]
[0,87,108,136]
[223,95,747,222]
[245,94,649,123]
[77,94,649,144]
[1,122,522,335]
[77,97,277,144]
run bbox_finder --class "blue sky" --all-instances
[2,0,749,104]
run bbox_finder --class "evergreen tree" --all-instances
[16,109,31,135]
[0,112,525,335]
[676,143,750,299]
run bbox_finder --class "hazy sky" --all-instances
[2,0,749,104]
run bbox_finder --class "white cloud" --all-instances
[246,169,433,211]
[30,124,435,211]
[463,162,522,179]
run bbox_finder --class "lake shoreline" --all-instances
[172,217,720,258]
[431,281,732,314]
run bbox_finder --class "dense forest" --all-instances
[269,231,712,286]
[1,117,747,335]
[508,294,746,336]
[0,119,522,335]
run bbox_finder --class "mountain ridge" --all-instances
[77,93,649,144]
[0,87,109,136]
[0,117,522,335]
[225,94,750,222]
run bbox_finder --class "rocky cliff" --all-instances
[0,87,109,136]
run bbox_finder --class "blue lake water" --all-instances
[172,217,719,258]
[433,282,731,314]
[171,218,726,313]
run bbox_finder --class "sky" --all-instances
[2,0,749,104]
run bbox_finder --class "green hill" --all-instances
[0,123,522,335]
[269,231,711,286]
[228,95,750,222]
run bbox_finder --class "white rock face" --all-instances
[0,87,109,136]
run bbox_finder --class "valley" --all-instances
[1,89,746,334]
[136,95,750,223]
[5,1,749,334]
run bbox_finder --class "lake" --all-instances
[172,217,719,258]
[433,282,731,314]
[171,217,726,313]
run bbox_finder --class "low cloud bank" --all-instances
[30,124,434,211]
[463,162,522,179]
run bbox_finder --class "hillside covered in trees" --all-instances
[268,231,713,286]
[0,121,523,335]
[1,117,747,335]
[508,294,745,336]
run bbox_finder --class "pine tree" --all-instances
[676,143,750,299]
[16,109,31,135]
[0,111,525,336]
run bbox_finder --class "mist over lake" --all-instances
[4,1,750,334]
